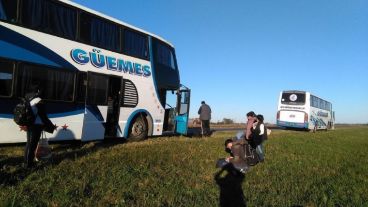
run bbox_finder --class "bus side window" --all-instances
[156,42,177,70]
[0,60,14,97]
[21,0,77,40]
[123,29,149,60]
[87,73,109,105]
[17,63,74,102]
[0,0,18,22]
[76,72,87,103]
[79,12,120,52]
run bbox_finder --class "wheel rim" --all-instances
[131,119,145,137]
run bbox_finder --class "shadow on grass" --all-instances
[215,164,247,207]
[187,127,215,138]
[0,138,126,186]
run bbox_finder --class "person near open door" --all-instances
[198,101,212,137]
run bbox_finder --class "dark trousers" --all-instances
[201,120,210,136]
[25,125,43,168]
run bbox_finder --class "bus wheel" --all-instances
[128,114,148,141]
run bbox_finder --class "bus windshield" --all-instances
[281,92,306,105]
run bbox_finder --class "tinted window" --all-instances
[21,0,77,39]
[87,73,108,105]
[17,64,74,102]
[76,72,87,103]
[281,92,305,105]
[80,12,120,52]
[312,95,319,108]
[152,38,180,91]
[321,101,326,110]
[312,95,331,111]
[0,60,14,97]
[0,0,17,22]
[123,29,148,59]
[156,42,176,70]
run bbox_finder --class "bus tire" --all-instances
[128,114,148,141]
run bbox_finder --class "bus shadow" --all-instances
[214,164,247,207]
[0,138,126,186]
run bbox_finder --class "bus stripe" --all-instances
[0,25,77,70]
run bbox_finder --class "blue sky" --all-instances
[73,0,368,124]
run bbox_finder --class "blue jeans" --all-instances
[256,144,265,161]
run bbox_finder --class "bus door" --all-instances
[82,73,122,141]
[105,76,122,137]
[175,87,191,135]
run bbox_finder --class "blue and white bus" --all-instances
[276,90,335,131]
[0,0,190,143]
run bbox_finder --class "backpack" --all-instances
[243,143,260,166]
[13,97,35,126]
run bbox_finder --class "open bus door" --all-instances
[82,72,122,141]
[105,76,122,137]
[175,86,191,135]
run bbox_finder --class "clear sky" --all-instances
[73,0,368,124]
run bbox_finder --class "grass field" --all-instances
[1,127,368,206]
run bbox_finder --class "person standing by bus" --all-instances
[198,101,212,137]
[24,84,55,168]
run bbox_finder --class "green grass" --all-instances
[1,127,368,206]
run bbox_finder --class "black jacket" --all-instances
[36,101,55,133]
[26,93,55,133]
[250,123,264,148]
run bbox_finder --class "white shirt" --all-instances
[30,97,43,125]
[253,122,265,135]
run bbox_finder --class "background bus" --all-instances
[0,0,190,143]
[276,90,335,131]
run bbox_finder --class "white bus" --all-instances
[0,0,190,143]
[276,90,335,131]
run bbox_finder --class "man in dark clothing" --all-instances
[245,111,256,141]
[24,84,55,168]
[250,114,266,162]
[216,138,249,173]
[198,101,212,136]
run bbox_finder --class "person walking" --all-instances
[198,101,211,136]
[24,84,55,168]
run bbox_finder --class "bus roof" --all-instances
[282,90,307,94]
[59,0,174,48]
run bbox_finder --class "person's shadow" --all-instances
[0,138,126,186]
[214,163,247,207]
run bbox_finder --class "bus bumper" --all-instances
[277,120,308,129]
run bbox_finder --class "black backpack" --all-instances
[243,143,260,166]
[13,97,35,126]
